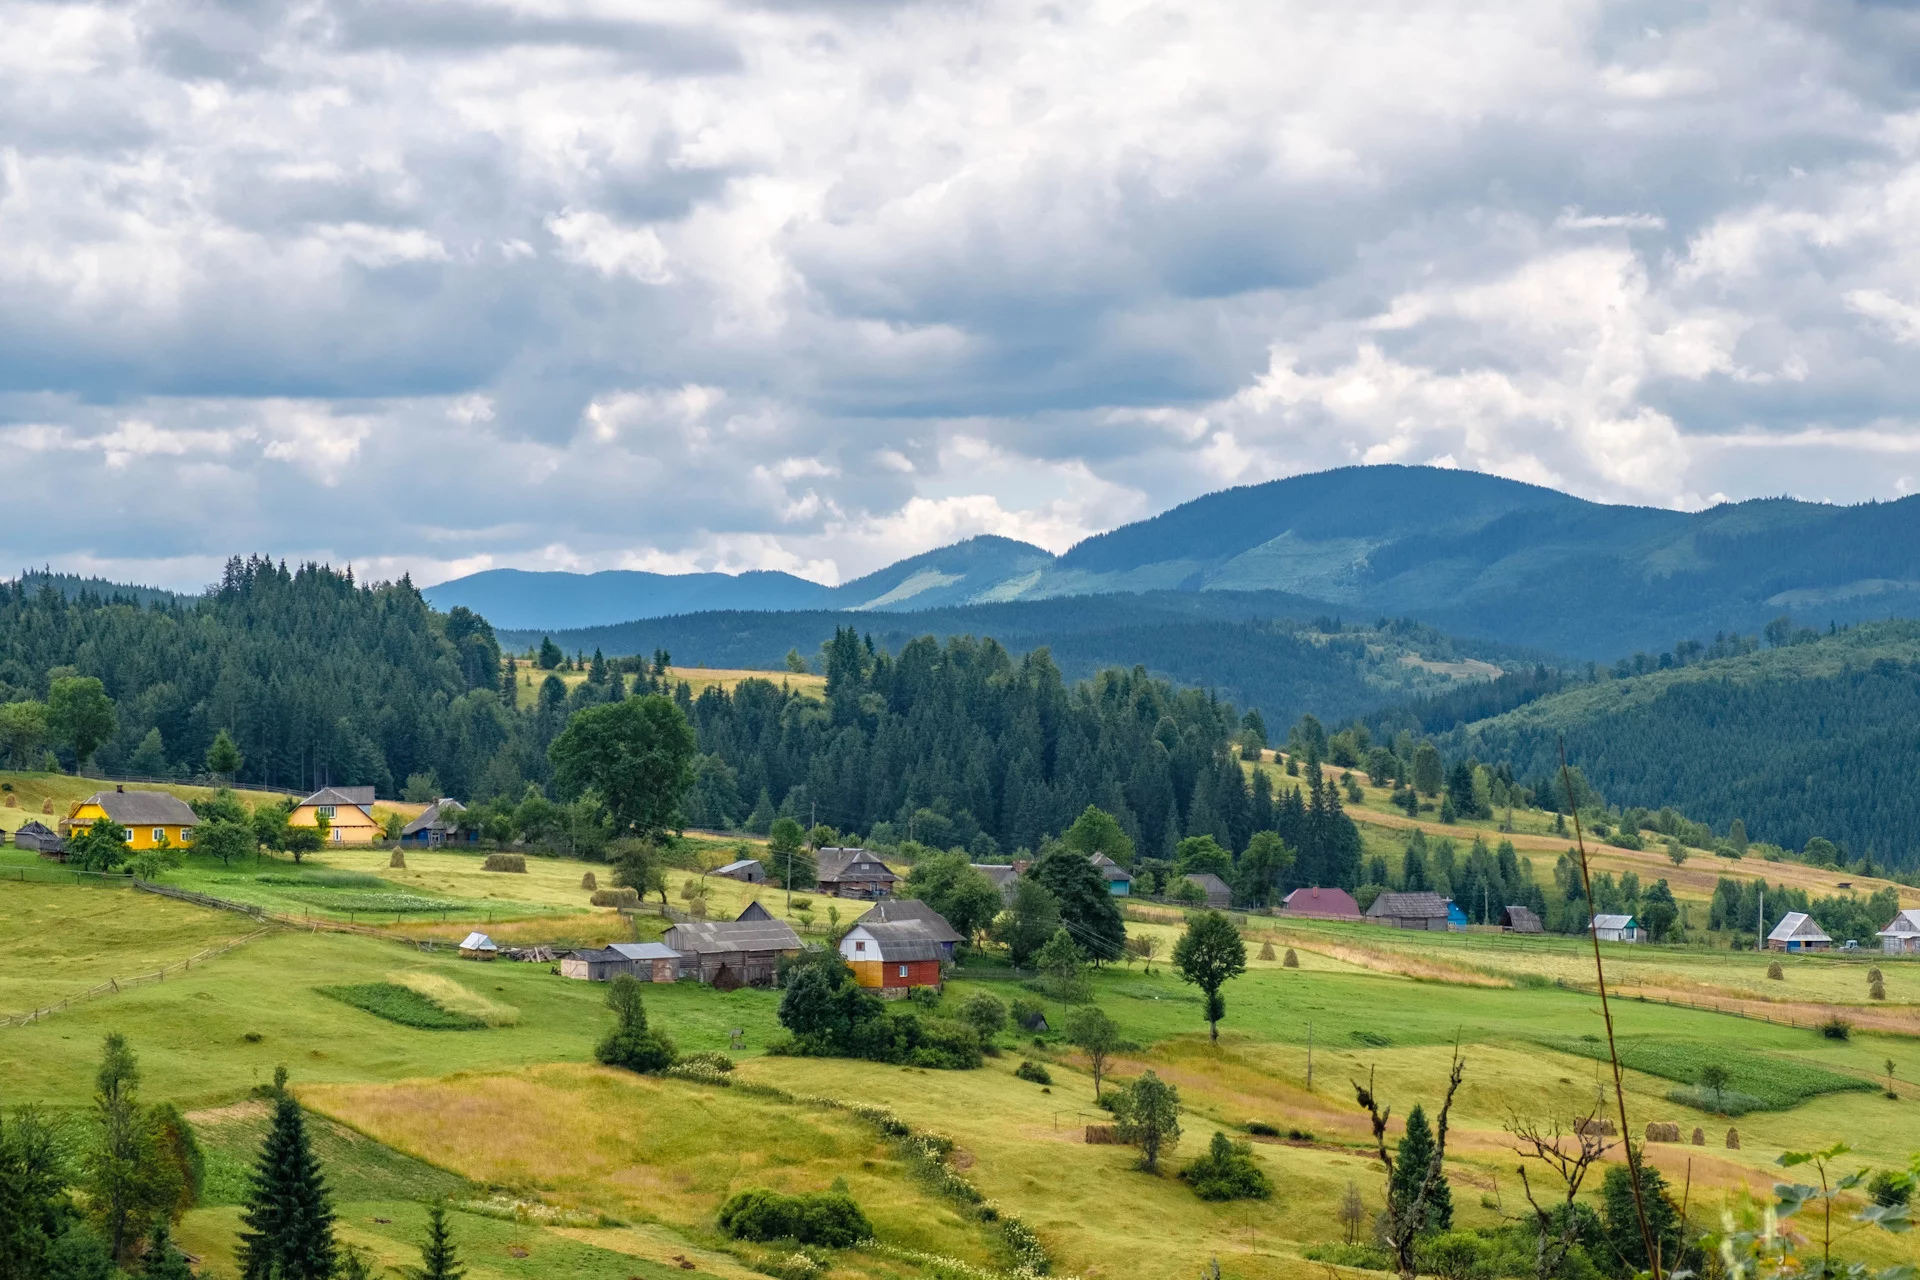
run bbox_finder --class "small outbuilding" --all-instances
[560,942,682,982]
[1445,901,1470,930]
[1183,872,1233,909]
[1090,853,1133,896]
[1878,908,1920,955]
[1365,891,1452,931]
[736,900,776,922]
[1279,886,1363,921]
[839,920,944,996]
[400,799,476,847]
[458,931,499,960]
[1767,911,1833,953]
[13,820,66,859]
[664,913,803,985]
[973,863,1022,902]
[1591,914,1642,944]
[1500,905,1545,934]
[712,858,766,884]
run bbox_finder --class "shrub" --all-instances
[1014,1060,1052,1085]
[717,1189,873,1248]
[482,853,526,873]
[1009,997,1047,1032]
[1180,1131,1272,1201]
[1819,1015,1853,1041]
[580,871,597,890]
[1417,1230,1491,1280]
[1767,961,1784,980]
[1245,1121,1279,1137]
[1302,1243,1392,1271]
[591,887,640,908]
[1868,1169,1913,1208]
[957,991,1006,1040]
[595,975,678,1073]
[1286,1127,1315,1142]
[905,985,941,1010]
[909,1018,983,1070]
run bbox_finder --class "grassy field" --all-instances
[9,854,1920,1279]
[508,666,825,711]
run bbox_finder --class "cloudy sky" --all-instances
[7,0,1920,590]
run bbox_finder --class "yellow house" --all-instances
[62,786,198,849]
[289,786,382,845]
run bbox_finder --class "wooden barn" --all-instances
[560,942,681,982]
[1500,905,1545,934]
[664,911,802,985]
[838,920,944,996]
[1090,853,1133,896]
[972,863,1022,902]
[13,820,66,859]
[1879,908,1920,955]
[853,898,963,958]
[712,858,766,884]
[1767,911,1832,953]
[1183,872,1233,909]
[1364,891,1451,931]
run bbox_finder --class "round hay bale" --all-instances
[388,850,406,869]
[1259,939,1276,961]
[1767,960,1784,980]
[581,871,597,891]
[1691,1127,1705,1146]
[1725,1127,1740,1150]
[1283,948,1299,968]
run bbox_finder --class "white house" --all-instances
[1879,909,1920,955]
[1591,913,1641,943]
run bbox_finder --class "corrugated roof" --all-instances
[1591,913,1637,931]
[737,901,775,922]
[856,898,961,944]
[664,918,802,954]
[300,786,376,813]
[1879,909,1920,936]
[1501,905,1545,933]
[402,799,466,836]
[1768,911,1832,942]
[844,921,946,962]
[79,789,198,826]
[608,942,680,960]
[972,864,1020,885]
[1280,886,1362,918]
[1366,891,1451,919]
[714,859,763,875]
[817,847,897,883]
[1185,872,1232,895]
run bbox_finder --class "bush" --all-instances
[1417,1230,1492,1280]
[906,985,941,1010]
[717,1189,873,1248]
[1819,1016,1853,1041]
[591,887,640,908]
[1302,1243,1391,1271]
[482,853,527,873]
[596,975,678,1073]
[1179,1131,1272,1201]
[1014,1060,1053,1085]
[1009,997,1047,1032]
[909,1018,983,1070]
[958,990,1006,1039]
[1868,1169,1913,1208]
[1245,1121,1280,1137]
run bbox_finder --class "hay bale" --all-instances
[1767,960,1784,980]
[1869,966,1884,984]
[4,792,15,807]
[389,850,406,869]
[1871,977,1887,1001]
[591,887,640,908]
[1259,939,1276,961]
[1725,1128,1740,1150]
[1644,1122,1681,1143]
[1691,1128,1705,1146]
[1084,1124,1121,1145]
[1283,948,1300,968]
[1576,1118,1617,1137]
[482,853,527,873]
[40,798,52,814]
[581,871,598,891]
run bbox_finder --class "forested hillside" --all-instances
[500,594,1533,729]
[1455,621,1920,864]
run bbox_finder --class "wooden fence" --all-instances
[0,927,275,1027]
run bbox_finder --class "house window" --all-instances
[317,805,335,819]
[152,828,164,843]
[332,827,344,841]
[898,965,908,978]
[854,941,865,952]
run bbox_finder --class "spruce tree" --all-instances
[409,1203,464,1280]
[236,1080,335,1280]
[139,1222,194,1280]
[1388,1104,1452,1235]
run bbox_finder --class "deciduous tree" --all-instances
[548,695,697,841]
[1172,911,1246,1041]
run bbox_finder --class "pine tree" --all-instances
[409,1204,464,1280]
[236,1083,336,1280]
[1388,1104,1452,1235]
[139,1222,193,1280]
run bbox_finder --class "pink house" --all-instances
[1278,886,1363,921]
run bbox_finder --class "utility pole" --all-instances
[1758,885,1765,952]
[1306,1020,1314,1091]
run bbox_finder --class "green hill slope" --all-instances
[1457,621,1920,864]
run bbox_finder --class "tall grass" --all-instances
[317,982,488,1030]
[387,972,520,1026]
[1538,1036,1873,1110]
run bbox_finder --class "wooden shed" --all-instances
[663,915,802,985]
[1364,891,1451,931]
[13,820,66,859]
[1767,912,1832,953]
[712,858,766,884]
[1183,872,1233,909]
[560,942,681,982]
[1499,905,1545,934]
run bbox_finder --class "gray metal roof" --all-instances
[1365,891,1451,919]
[855,898,962,944]
[1591,913,1638,931]
[714,859,763,875]
[80,789,198,826]
[844,920,946,962]
[402,799,466,836]
[1090,854,1133,881]
[1501,905,1545,933]
[1185,872,1232,896]
[1768,911,1831,942]
[300,786,376,813]
[664,918,802,954]
[817,848,897,883]
[608,942,681,960]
